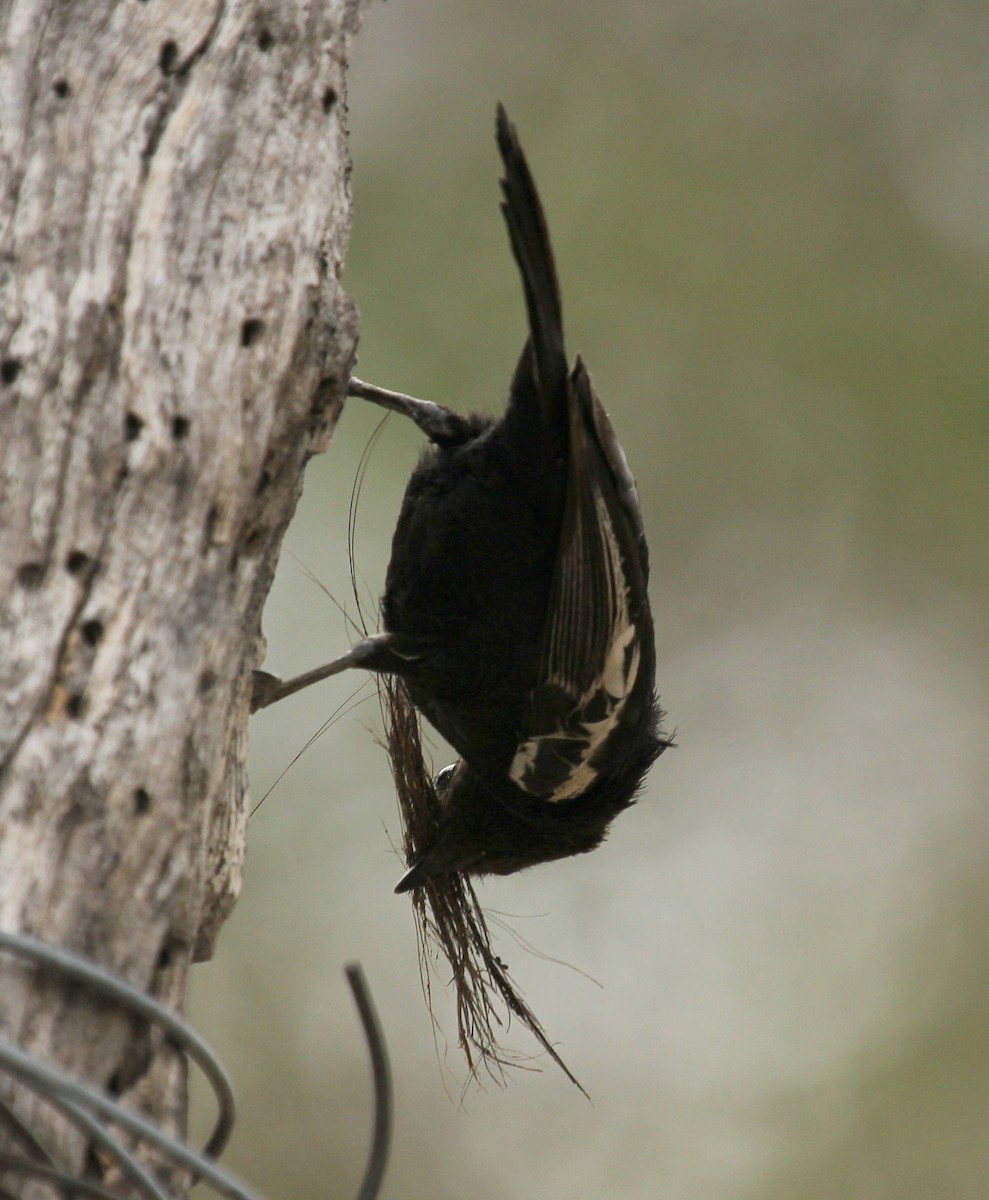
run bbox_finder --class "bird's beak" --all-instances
[394,856,433,894]
[394,834,467,893]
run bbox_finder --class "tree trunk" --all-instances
[0,0,363,1192]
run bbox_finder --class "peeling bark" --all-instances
[0,0,364,1192]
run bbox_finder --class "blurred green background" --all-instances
[193,2,989,1197]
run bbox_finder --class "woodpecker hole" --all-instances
[171,415,190,440]
[133,788,152,815]
[66,693,86,720]
[53,79,71,99]
[310,375,337,417]
[201,505,219,550]
[198,668,217,694]
[322,87,337,114]
[254,468,272,496]
[159,40,179,75]
[66,550,92,576]
[17,562,45,589]
[156,940,177,970]
[124,411,144,441]
[80,619,104,646]
[257,28,274,51]
[241,525,267,557]
[240,318,264,347]
[1,358,21,384]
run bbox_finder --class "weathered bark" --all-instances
[0,0,363,1192]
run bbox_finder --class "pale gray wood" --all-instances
[0,0,364,1191]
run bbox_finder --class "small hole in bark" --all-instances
[133,788,152,815]
[81,619,104,646]
[125,411,144,441]
[171,415,190,440]
[53,79,71,99]
[198,669,217,694]
[203,504,221,549]
[66,550,92,576]
[309,375,338,418]
[322,87,337,113]
[241,526,267,556]
[17,562,45,588]
[257,28,274,51]
[66,693,86,719]
[255,468,272,495]
[1,358,21,384]
[240,318,264,347]
[157,941,175,970]
[159,41,179,75]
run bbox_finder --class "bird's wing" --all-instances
[509,362,653,802]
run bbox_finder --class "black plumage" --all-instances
[253,105,669,889]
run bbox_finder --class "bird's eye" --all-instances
[433,763,457,792]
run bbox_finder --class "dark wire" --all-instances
[0,930,235,1160]
[0,1036,261,1197]
[0,1154,134,1199]
[0,932,393,1200]
[345,963,393,1200]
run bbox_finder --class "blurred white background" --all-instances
[193,2,989,1197]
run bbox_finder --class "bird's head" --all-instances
[394,726,665,893]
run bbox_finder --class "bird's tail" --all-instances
[496,104,569,431]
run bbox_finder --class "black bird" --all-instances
[253,105,669,890]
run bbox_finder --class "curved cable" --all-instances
[345,963,393,1200]
[0,933,394,1200]
[0,931,235,1160]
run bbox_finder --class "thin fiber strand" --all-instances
[378,675,587,1097]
